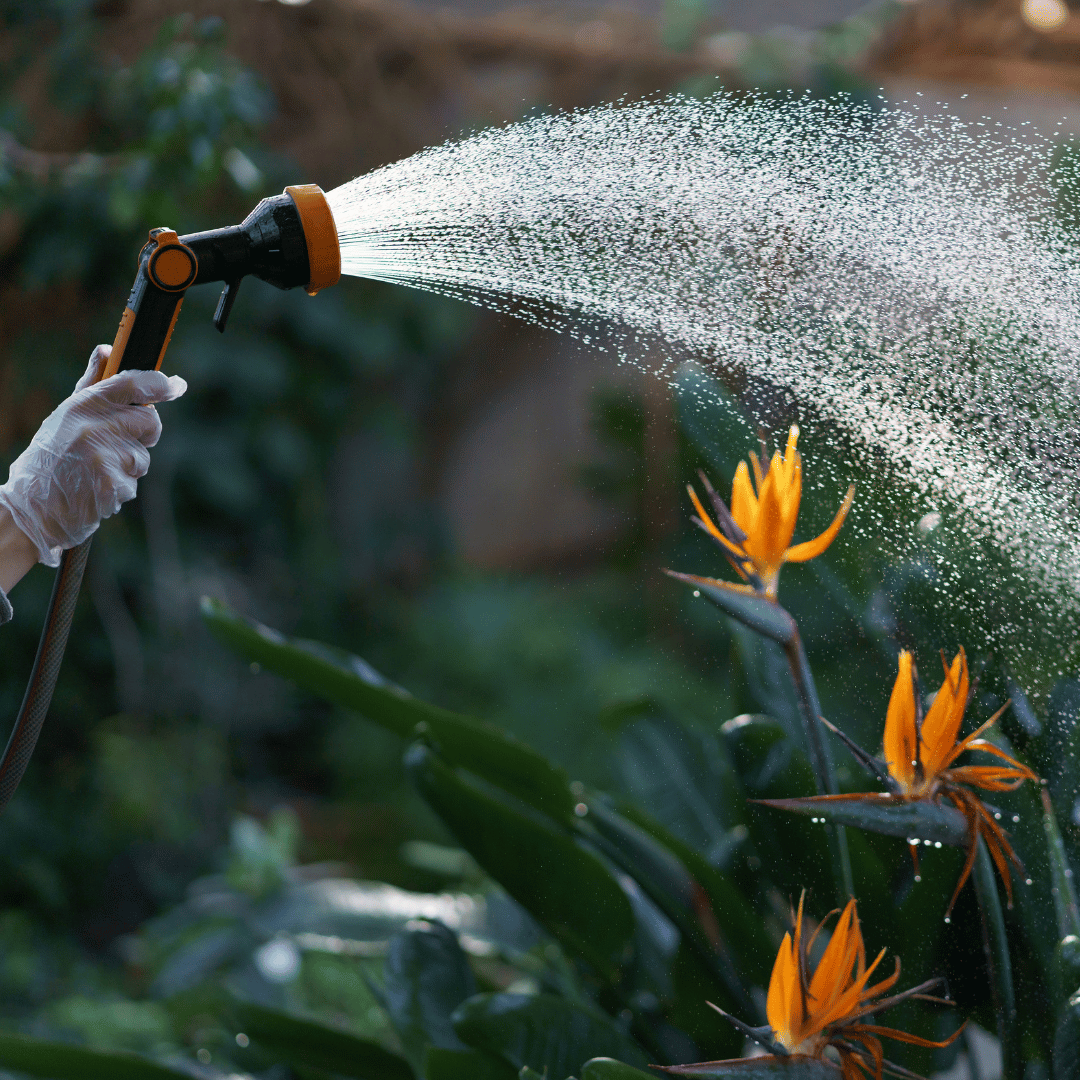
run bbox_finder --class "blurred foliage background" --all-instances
[0,1,1076,1078]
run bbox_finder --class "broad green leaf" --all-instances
[658,1059,840,1079]
[755,794,969,847]
[0,1034,192,1080]
[720,716,833,902]
[382,919,476,1069]
[1054,991,1080,1080]
[452,993,648,1077]
[614,707,742,863]
[424,1047,517,1080]
[579,794,752,1016]
[201,597,573,821]
[667,575,796,645]
[231,1000,415,1079]
[405,744,635,982]
[582,1058,659,1080]
[607,799,772,985]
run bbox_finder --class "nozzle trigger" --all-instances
[213,279,241,333]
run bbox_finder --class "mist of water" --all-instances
[325,91,1080,694]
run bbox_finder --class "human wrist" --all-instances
[0,504,40,594]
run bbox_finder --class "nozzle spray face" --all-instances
[284,184,341,296]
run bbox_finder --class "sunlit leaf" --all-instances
[755,794,969,846]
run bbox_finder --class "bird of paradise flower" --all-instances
[685,424,854,600]
[662,892,960,1080]
[763,648,1040,917]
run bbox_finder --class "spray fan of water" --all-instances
[325,91,1080,696]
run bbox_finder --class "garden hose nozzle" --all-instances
[105,184,341,378]
[0,185,341,818]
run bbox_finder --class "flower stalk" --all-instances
[972,836,1020,1080]
[785,627,854,900]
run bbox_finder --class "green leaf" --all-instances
[609,801,772,986]
[200,597,573,821]
[0,1034,192,1080]
[720,716,833,902]
[405,743,635,982]
[452,993,649,1078]
[1055,990,1080,1080]
[658,1061,840,1079]
[666,575,796,645]
[578,794,753,1016]
[582,1058,659,1080]
[613,708,742,863]
[424,1047,517,1080]
[382,919,476,1069]
[754,794,969,847]
[231,1000,415,1079]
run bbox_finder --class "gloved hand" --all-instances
[0,344,187,567]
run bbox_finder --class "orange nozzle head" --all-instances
[284,184,341,295]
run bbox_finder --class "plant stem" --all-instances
[972,835,1019,1080]
[783,629,854,901]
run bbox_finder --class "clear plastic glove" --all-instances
[0,345,187,567]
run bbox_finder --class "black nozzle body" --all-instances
[181,193,310,291]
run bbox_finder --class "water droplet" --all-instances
[693,590,700,598]
[924,839,933,846]
[944,916,951,924]
[1012,814,1021,823]
[1026,877,1033,885]
[934,841,942,848]
[574,802,588,817]
[914,874,922,883]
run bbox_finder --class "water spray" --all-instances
[0,185,342,812]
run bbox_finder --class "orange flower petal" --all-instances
[883,651,918,791]
[756,470,788,571]
[784,484,855,564]
[730,461,757,536]
[766,930,801,1044]
[920,649,969,779]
